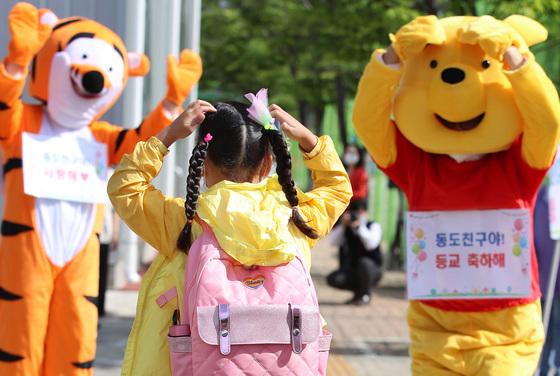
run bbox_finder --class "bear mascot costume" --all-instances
[0,2,202,375]
[354,15,560,375]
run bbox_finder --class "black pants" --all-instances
[98,243,110,317]
[327,257,382,298]
[328,225,383,298]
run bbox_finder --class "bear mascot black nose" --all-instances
[441,68,465,84]
[82,71,104,94]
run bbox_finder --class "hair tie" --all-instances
[186,218,193,225]
[244,88,280,131]
[204,133,213,143]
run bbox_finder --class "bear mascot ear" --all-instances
[504,15,548,47]
[127,52,150,77]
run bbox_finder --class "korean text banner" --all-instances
[22,132,108,204]
[407,209,531,300]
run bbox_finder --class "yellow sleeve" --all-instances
[352,50,402,168]
[94,101,173,166]
[298,135,352,247]
[504,54,560,169]
[107,136,190,257]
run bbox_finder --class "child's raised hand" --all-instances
[157,100,216,147]
[269,104,318,153]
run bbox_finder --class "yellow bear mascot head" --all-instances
[390,15,548,155]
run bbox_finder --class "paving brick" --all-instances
[312,239,411,376]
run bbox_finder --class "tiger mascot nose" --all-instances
[70,64,112,96]
[82,71,103,94]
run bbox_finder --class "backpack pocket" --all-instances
[192,304,332,375]
[196,304,321,349]
[168,325,192,375]
[318,329,332,376]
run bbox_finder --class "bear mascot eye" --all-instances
[481,60,491,69]
[430,59,438,69]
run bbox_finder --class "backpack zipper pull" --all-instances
[290,304,303,354]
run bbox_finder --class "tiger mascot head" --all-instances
[28,10,150,129]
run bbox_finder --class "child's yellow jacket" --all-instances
[107,135,352,375]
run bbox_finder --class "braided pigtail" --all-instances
[266,130,319,240]
[177,133,213,252]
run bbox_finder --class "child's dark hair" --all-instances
[177,101,318,251]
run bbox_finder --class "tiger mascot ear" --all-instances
[39,9,59,27]
[127,52,150,77]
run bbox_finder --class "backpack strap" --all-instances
[196,215,212,233]
[179,216,218,328]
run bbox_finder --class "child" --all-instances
[108,94,352,374]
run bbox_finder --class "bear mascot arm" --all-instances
[353,16,445,170]
[458,15,560,169]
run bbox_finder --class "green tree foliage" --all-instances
[200,0,560,131]
[200,0,560,191]
[200,0,420,132]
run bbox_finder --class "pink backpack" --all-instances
[158,222,332,375]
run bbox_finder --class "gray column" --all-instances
[174,0,202,197]
[114,0,147,286]
[148,0,182,197]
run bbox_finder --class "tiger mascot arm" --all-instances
[96,49,203,165]
[0,3,54,141]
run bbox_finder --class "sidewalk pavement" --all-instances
[95,239,411,375]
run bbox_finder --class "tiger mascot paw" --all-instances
[6,2,56,67]
[165,49,203,106]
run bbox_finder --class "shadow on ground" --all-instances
[96,315,134,370]
[332,342,409,357]
[312,269,407,303]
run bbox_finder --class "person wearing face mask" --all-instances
[343,143,369,208]
[327,144,382,305]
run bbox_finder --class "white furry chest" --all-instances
[35,114,96,266]
[448,153,484,163]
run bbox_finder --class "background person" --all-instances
[343,143,369,207]
[327,200,383,305]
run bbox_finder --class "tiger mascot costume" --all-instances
[0,2,202,375]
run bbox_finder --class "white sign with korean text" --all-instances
[549,185,560,240]
[22,132,108,204]
[406,209,532,300]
